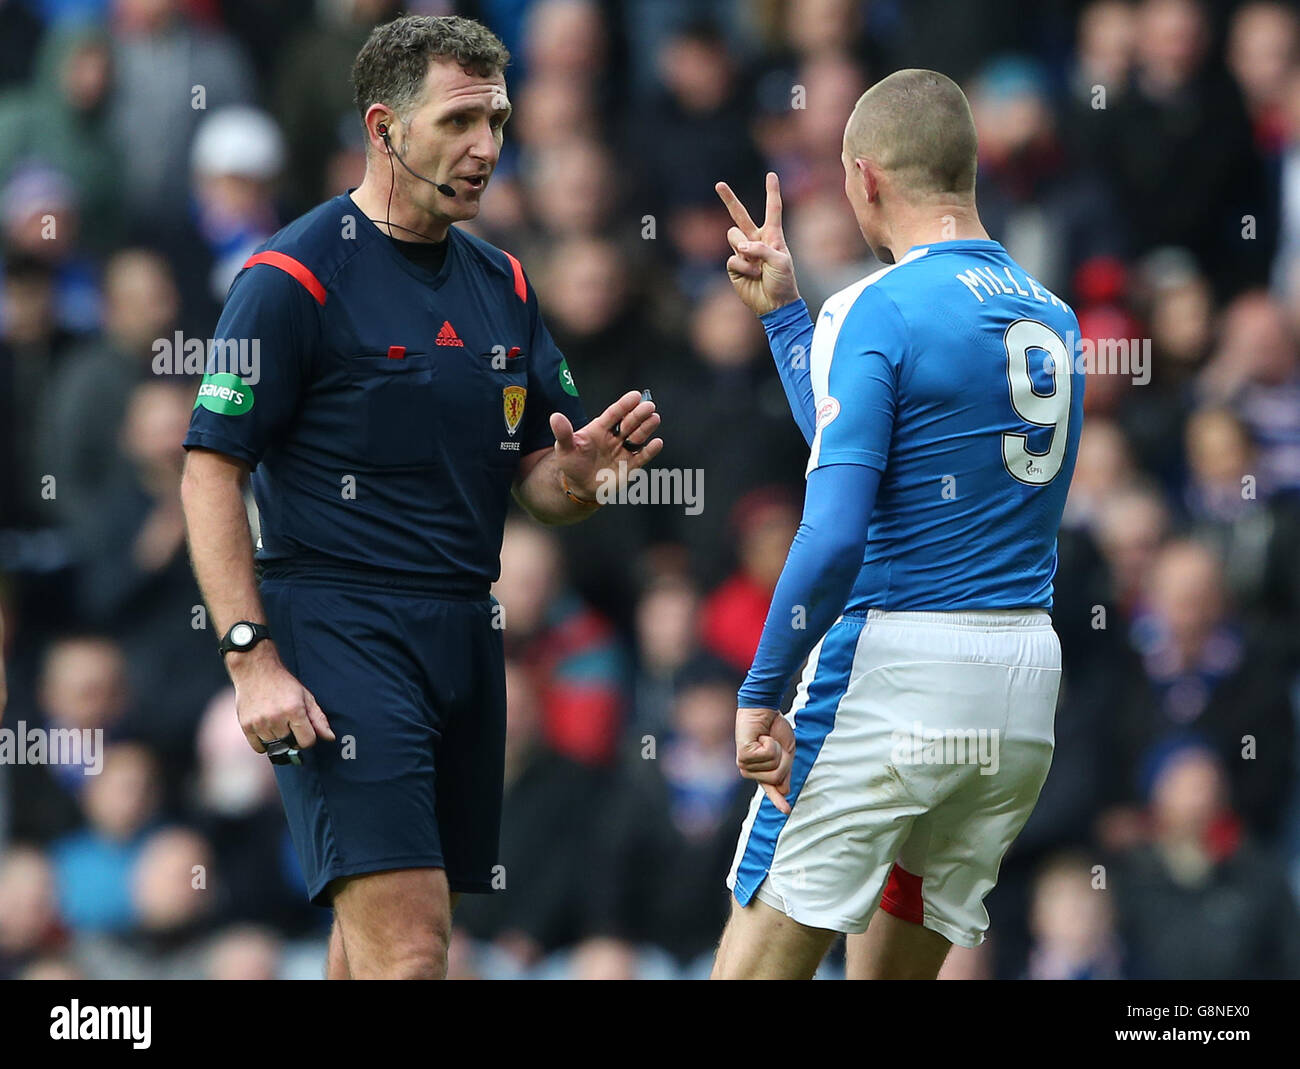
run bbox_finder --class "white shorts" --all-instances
[727,608,1060,947]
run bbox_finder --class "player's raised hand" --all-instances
[716,172,801,316]
[549,388,663,499]
[735,706,795,814]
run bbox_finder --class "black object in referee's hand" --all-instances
[265,736,302,766]
[613,388,653,452]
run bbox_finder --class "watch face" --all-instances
[230,623,255,648]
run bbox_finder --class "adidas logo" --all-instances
[436,320,464,347]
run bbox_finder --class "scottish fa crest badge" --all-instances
[503,385,526,435]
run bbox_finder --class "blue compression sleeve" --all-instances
[760,299,816,445]
[738,462,881,709]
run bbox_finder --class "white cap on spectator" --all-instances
[191,107,286,180]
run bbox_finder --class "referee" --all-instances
[180,15,662,979]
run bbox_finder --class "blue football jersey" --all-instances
[806,239,1085,611]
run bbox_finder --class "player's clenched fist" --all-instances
[716,172,801,316]
[735,706,796,814]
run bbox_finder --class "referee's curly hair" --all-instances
[352,15,511,122]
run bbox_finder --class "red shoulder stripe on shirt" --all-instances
[242,251,327,306]
[502,250,527,303]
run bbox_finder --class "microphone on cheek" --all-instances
[379,125,457,197]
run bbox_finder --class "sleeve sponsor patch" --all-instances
[194,372,255,415]
[559,358,579,396]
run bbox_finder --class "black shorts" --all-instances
[259,574,506,906]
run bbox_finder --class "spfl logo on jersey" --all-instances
[502,385,526,443]
[816,396,840,429]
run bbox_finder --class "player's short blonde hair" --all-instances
[844,69,978,198]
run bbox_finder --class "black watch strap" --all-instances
[218,621,272,658]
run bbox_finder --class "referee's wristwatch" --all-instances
[218,621,272,658]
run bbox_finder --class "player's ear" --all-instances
[860,159,880,204]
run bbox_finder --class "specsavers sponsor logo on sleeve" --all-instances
[559,358,579,396]
[194,372,255,415]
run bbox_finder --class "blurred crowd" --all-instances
[2,0,1300,979]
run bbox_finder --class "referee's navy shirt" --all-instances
[183,192,587,596]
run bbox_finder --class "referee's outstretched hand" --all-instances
[229,645,335,757]
[735,706,795,814]
[549,388,663,499]
[716,172,801,317]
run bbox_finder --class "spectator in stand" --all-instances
[1271,65,1300,294]
[782,52,869,206]
[1198,291,1300,497]
[520,137,628,263]
[191,688,314,934]
[1226,1,1298,158]
[520,0,611,100]
[669,282,807,584]
[1113,742,1300,978]
[593,653,753,976]
[1023,852,1125,979]
[1182,406,1300,660]
[0,23,123,256]
[6,634,130,844]
[141,106,287,338]
[0,255,84,529]
[494,517,629,766]
[17,955,85,979]
[698,488,799,675]
[108,0,255,229]
[451,659,611,978]
[1071,262,1145,421]
[539,236,681,628]
[1084,0,1273,297]
[1,164,100,333]
[1062,419,1138,535]
[0,846,66,979]
[41,248,180,526]
[1093,482,1171,621]
[630,19,765,297]
[1110,540,1295,838]
[784,191,878,314]
[631,572,702,736]
[75,824,220,978]
[72,380,227,771]
[972,56,1124,296]
[49,740,162,935]
[202,924,283,981]
[1070,0,1137,110]
[1120,253,1214,484]
[272,0,400,216]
